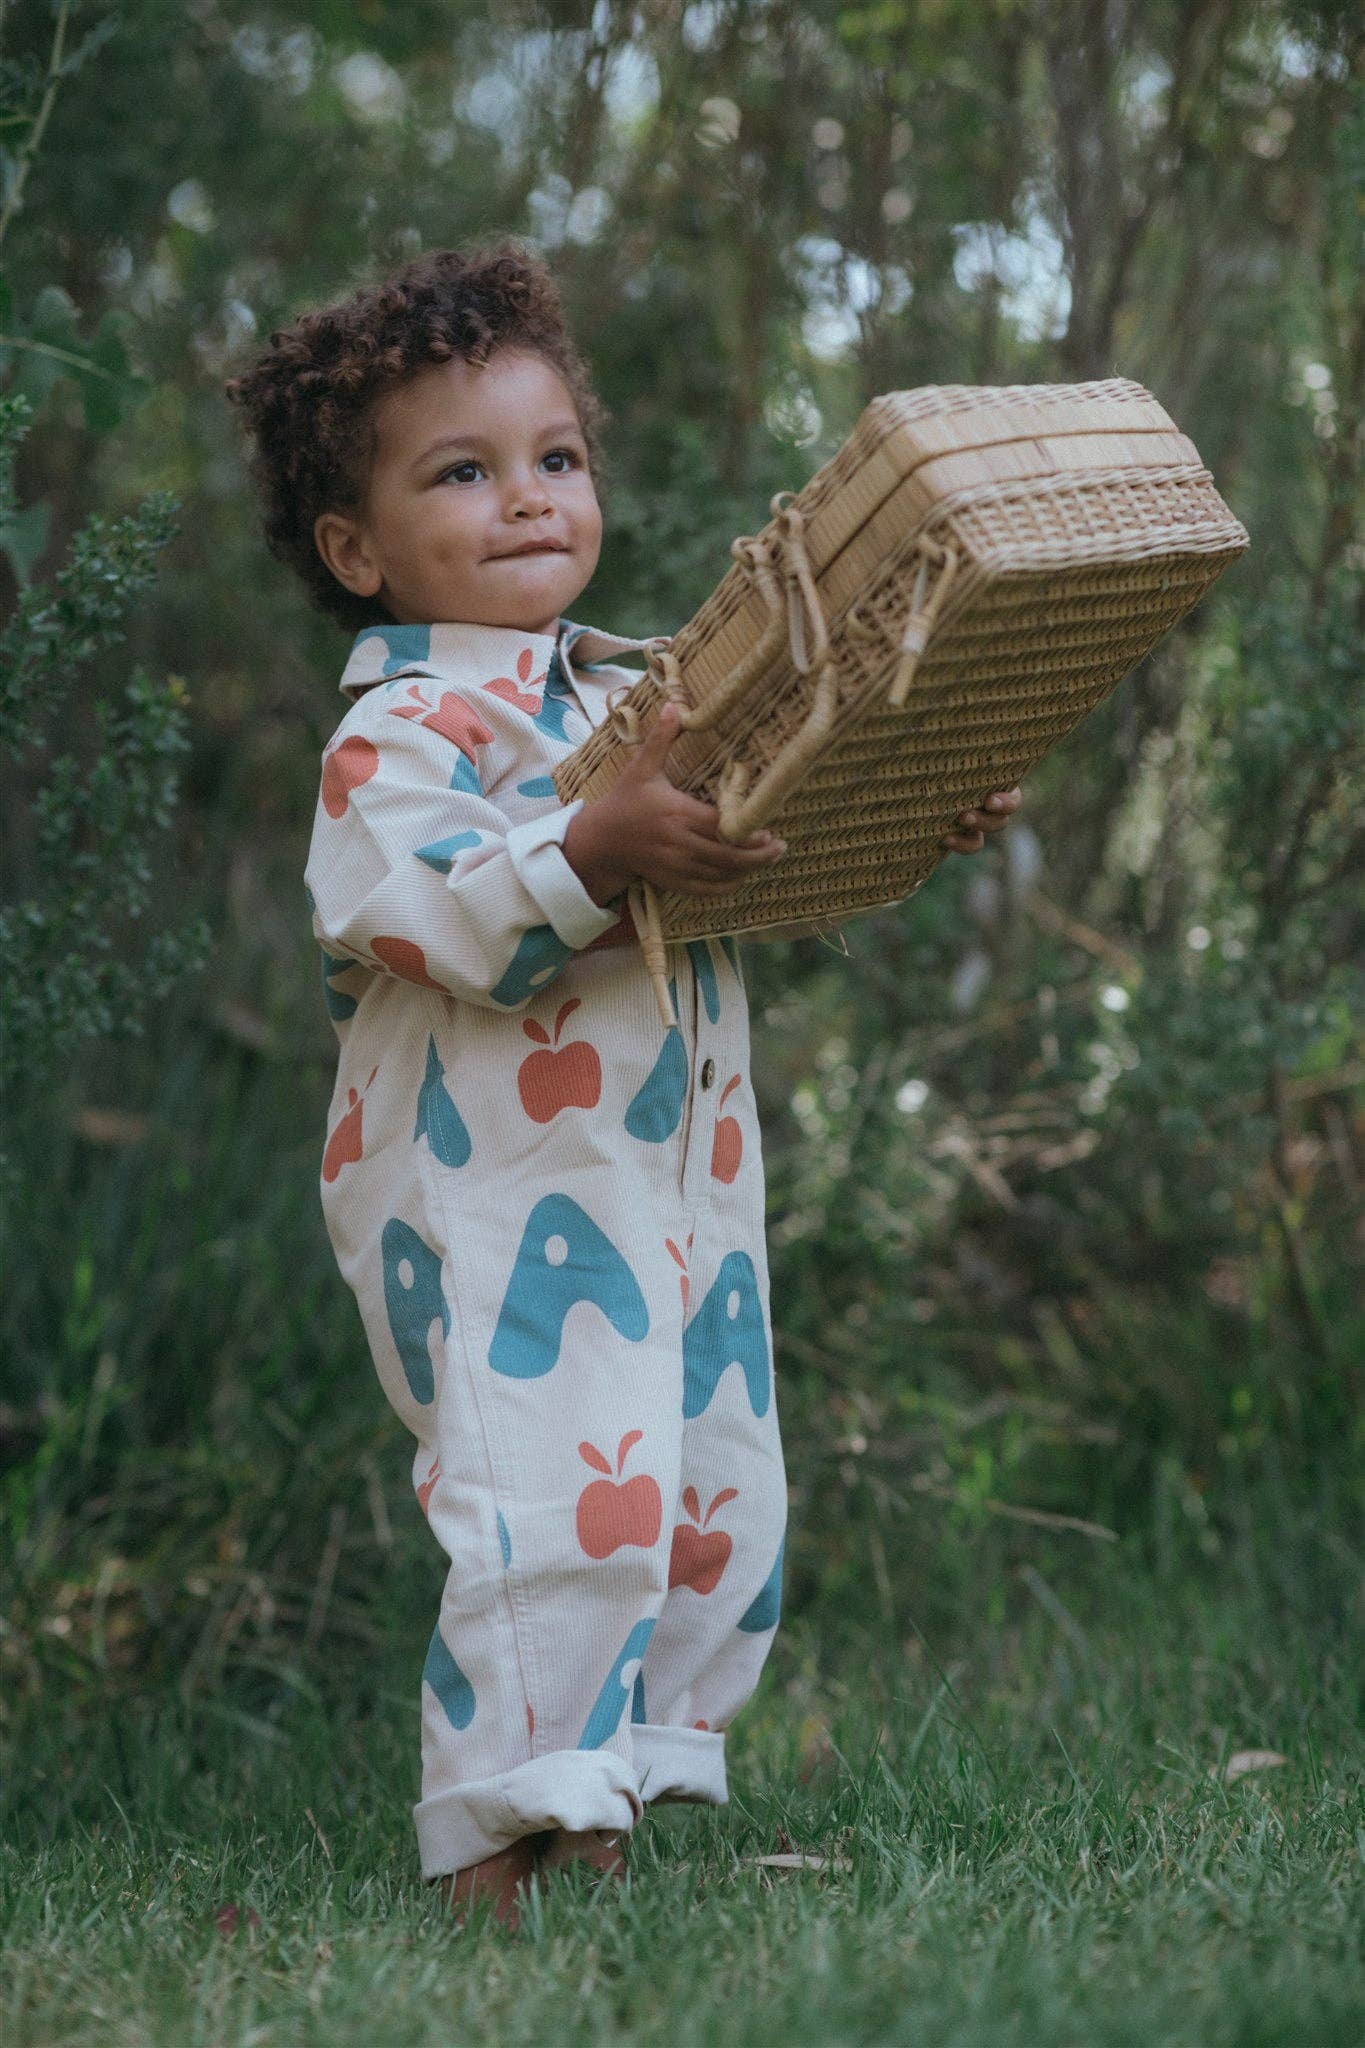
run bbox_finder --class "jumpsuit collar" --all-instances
[338,616,655,705]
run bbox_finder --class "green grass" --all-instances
[4,1549,1361,2047]
[4,1021,1361,2042]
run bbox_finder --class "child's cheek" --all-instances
[429,516,484,582]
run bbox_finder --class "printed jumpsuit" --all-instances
[305,617,788,1878]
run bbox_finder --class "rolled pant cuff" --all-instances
[415,1749,644,1880]
[633,1721,729,1805]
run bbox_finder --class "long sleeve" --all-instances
[305,691,619,1012]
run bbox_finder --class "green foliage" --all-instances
[0,4,133,462]
[0,8,1360,1905]
[0,403,209,1107]
[0,2,210,1137]
[0,398,175,722]
[0,277,136,452]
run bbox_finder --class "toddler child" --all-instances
[227,242,1019,1929]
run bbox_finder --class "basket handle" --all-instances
[712,538,960,840]
[886,542,960,708]
[617,521,958,1023]
[628,882,678,1029]
[713,656,840,840]
[658,494,828,737]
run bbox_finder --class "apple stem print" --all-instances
[518,997,603,1121]
[306,617,788,1887]
[483,645,547,715]
[576,1431,664,1557]
[665,1233,693,1314]
[323,1063,379,1183]
[669,1485,740,1594]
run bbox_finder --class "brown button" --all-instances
[700,1058,716,1089]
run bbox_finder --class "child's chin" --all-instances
[493,578,586,627]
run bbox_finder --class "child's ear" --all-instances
[314,510,383,599]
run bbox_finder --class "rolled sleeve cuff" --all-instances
[504,801,620,951]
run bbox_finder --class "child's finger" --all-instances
[667,790,732,835]
[625,703,682,776]
[670,874,756,897]
[668,796,774,847]
[682,834,786,873]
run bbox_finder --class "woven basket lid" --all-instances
[556,379,1248,1010]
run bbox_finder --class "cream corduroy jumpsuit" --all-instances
[304,617,788,1879]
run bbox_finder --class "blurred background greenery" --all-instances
[1,0,1360,1749]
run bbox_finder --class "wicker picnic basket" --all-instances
[554,378,1248,1023]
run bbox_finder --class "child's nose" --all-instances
[505,469,554,520]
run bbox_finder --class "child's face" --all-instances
[314,349,602,634]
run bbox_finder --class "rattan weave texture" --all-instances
[554,380,1248,1019]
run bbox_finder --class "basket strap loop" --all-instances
[626,882,678,1029]
[713,650,842,841]
[770,496,829,675]
[886,541,961,708]
[648,536,786,733]
[648,491,832,737]
[604,681,644,744]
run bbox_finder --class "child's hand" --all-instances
[940,784,1022,855]
[563,703,788,903]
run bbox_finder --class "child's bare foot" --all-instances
[536,1827,628,1880]
[433,1833,549,1930]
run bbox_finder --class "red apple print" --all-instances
[483,647,546,715]
[322,1063,379,1183]
[370,936,447,989]
[322,735,379,817]
[387,683,493,758]
[665,1234,693,1314]
[668,1485,738,1594]
[417,1456,440,1515]
[518,997,602,1121]
[576,1430,664,1558]
[526,1701,535,1739]
[693,1719,710,1730]
[710,1075,743,1183]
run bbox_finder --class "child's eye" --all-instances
[439,459,484,486]
[541,448,580,474]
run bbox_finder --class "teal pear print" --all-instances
[413,829,482,875]
[737,1537,784,1633]
[489,924,574,1007]
[624,983,687,1142]
[687,941,720,1023]
[423,1622,476,1729]
[353,624,432,677]
[319,944,360,1021]
[532,650,579,743]
[414,1035,471,1168]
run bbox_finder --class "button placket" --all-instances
[673,944,701,1198]
[680,949,721,1210]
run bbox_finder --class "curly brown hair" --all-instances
[225,240,607,632]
